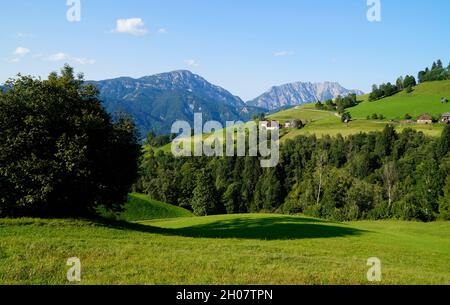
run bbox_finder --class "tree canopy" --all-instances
[0,65,141,217]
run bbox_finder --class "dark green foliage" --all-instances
[403,75,417,88]
[369,82,400,101]
[369,74,417,102]
[315,101,324,110]
[191,169,219,216]
[341,112,352,123]
[437,125,450,158]
[146,131,174,147]
[439,175,450,220]
[316,95,357,113]
[0,66,140,217]
[418,60,450,83]
[370,113,385,120]
[139,125,449,222]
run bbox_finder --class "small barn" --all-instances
[417,114,433,125]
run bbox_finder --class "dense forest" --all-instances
[1,66,449,222]
[138,125,450,222]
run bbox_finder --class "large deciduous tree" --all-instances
[0,65,141,217]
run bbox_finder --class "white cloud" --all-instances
[10,47,30,63]
[184,59,199,67]
[14,47,30,57]
[16,32,33,38]
[46,52,95,65]
[273,50,294,57]
[114,18,148,36]
[158,28,168,34]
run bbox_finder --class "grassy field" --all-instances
[270,106,445,140]
[349,80,450,120]
[1,210,449,285]
[99,193,193,222]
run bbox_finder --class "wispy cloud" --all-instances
[114,18,149,36]
[273,50,294,57]
[14,47,30,56]
[158,28,168,34]
[46,52,95,65]
[10,47,30,62]
[16,32,34,38]
[184,59,199,67]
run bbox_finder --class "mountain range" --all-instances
[247,82,364,110]
[89,70,265,137]
[2,71,363,137]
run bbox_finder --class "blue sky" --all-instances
[1,0,449,100]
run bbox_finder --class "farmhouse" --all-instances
[417,113,433,124]
[261,120,281,130]
[441,113,450,124]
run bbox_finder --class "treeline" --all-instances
[137,125,450,222]
[369,76,416,102]
[369,59,450,102]
[315,94,357,113]
[418,59,450,83]
[146,132,176,148]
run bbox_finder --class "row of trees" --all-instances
[418,60,450,83]
[146,132,175,148]
[369,75,417,102]
[369,83,398,102]
[138,125,450,222]
[369,59,450,102]
[315,94,358,113]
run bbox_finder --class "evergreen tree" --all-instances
[191,169,218,216]
[439,176,450,220]
[437,125,450,158]
[223,182,241,214]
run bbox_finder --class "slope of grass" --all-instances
[1,214,449,285]
[349,80,450,120]
[157,83,449,153]
[269,106,338,123]
[271,106,445,140]
[99,193,193,221]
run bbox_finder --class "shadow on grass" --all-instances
[99,215,367,241]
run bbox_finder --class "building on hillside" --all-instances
[417,113,433,124]
[284,119,304,129]
[260,120,281,130]
[441,113,450,124]
[267,120,281,130]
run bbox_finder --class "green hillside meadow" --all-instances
[158,81,449,150]
[269,82,450,139]
[0,210,449,284]
[349,80,450,119]
[98,193,193,221]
